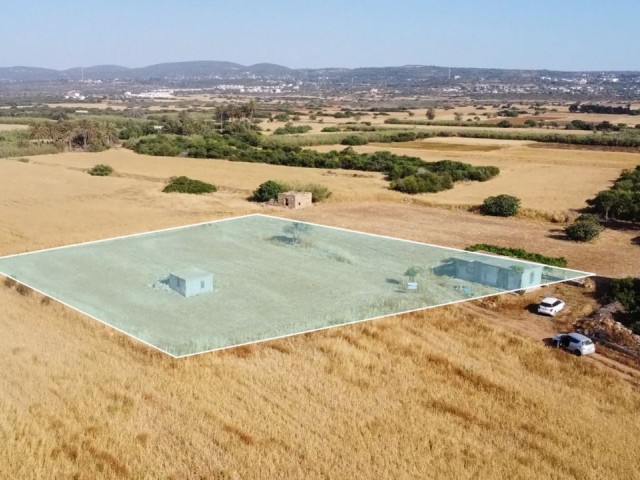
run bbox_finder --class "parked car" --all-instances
[538,297,565,316]
[551,332,596,356]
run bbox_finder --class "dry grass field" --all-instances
[1,148,640,479]
[312,139,640,214]
[3,282,640,480]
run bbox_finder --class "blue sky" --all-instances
[2,0,638,71]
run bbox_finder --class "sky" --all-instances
[2,0,639,71]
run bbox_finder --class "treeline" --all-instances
[127,133,499,194]
[263,129,437,148]
[565,119,628,132]
[435,128,640,148]
[385,118,528,129]
[569,103,640,115]
[588,166,640,221]
[465,244,568,267]
[385,118,640,147]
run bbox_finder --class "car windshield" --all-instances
[583,339,593,345]
[541,302,553,307]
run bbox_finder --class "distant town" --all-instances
[1,61,639,102]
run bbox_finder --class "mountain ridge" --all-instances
[0,60,636,83]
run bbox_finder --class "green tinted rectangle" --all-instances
[0,214,592,357]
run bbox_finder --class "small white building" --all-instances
[168,268,214,298]
[277,191,312,209]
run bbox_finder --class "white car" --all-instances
[538,297,565,316]
[551,332,596,356]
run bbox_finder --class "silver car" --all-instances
[552,332,596,356]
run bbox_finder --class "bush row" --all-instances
[465,244,568,267]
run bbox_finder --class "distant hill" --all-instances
[0,66,64,82]
[0,61,296,82]
[0,60,636,84]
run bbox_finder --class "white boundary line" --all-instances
[1,275,179,358]
[255,213,595,276]
[0,213,260,260]
[175,273,594,359]
[0,213,595,358]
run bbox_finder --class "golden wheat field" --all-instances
[312,139,640,214]
[1,152,640,479]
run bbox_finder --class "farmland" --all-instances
[1,97,640,479]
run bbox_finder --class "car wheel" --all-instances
[574,350,582,357]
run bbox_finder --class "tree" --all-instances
[29,121,52,144]
[252,180,286,202]
[609,277,640,331]
[454,112,463,122]
[243,99,258,124]
[482,194,521,217]
[426,108,436,120]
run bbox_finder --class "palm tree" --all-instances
[29,121,52,144]
[215,104,229,131]
[243,99,257,124]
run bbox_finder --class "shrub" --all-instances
[15,283,31,296]
[163,176,217,194]
[482,194,521,217]
[341,135,368,146]
[321,127,340,132]
[496,120,513,128]
[564,214,603,242]
[88,164,114,176]
[283,181,332,203]
[252,180,286,202]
